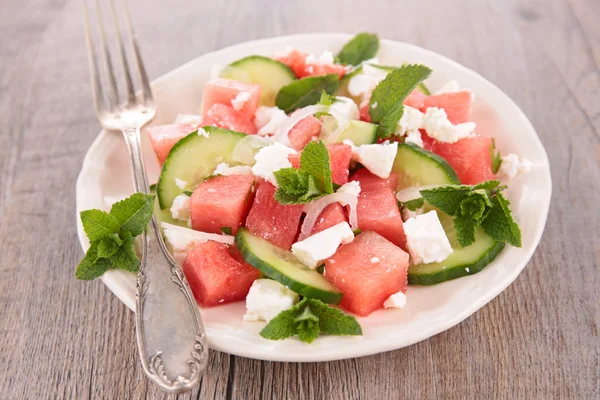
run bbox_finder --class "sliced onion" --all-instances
[231,135,275,165]
[273,104,329,147]
[162,223,235,245]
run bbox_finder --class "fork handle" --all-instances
[122,127,208,394]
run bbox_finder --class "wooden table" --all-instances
[1,0,598,398]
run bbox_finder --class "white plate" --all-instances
[76,33,551,362]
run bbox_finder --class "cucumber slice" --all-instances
[220,55,296,106]
[321,116,377,145]
[156,127,246,210]
[235,228,343,304]
[408,227,505,285]
[392,143,460,191]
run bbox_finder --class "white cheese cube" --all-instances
[175,177,187,189]
[174,113,203,126]
[305,50,335,65]
[350,141,398,178]
[231,91,252,111]
[395,106,425,136]
[251,142,297,186]
[423,107,476,143]
[329,96,359,121]
[405,130,424,147]
[497,153,533,180]
[384,291,407,308]
[403,210,453,264]
[170,194,191,222]
[292,222,355,269]
[244,279,299,322]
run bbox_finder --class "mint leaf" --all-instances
[402,197,424,211]
[318,90,336,107]
[75,242,113,280]
[80,209,120,242]
[482,192,522,247]
[97,235,122,259]
[337,32,379,66]
[420,185,472,215]
[369,64,432,138]
[109,231,140,272]
[459,190,490,221]
[453,216,479,248]
[110,193,155,237]
[306,299,363,336]
[490,139,503,174]
[300,141,334,194]
[276,74,340,113]
[260,298,362,343]
[474,180,502,192]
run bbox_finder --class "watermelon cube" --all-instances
[276,49,346,79]
[350,168,399,191]
[359,101,371,122]
[432,136,496,185]
[190,174,255,234]
[288,143,351,185]
[303,63,347,79]
[203,104,257,135]
[245,180,303,249]
[420,129,436,151]
[288,115,322,150]
[201,78,261,120]
[183,241,259,307]
[404,89,426,110]
[276,49,309,79]
[356,186,407,250]
[311,203,348,235]
[146,124,195,164]
[422,91,472,124]
[324,231,409,316]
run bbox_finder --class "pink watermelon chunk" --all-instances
[183,241,259,307]
[276,49,309,79]
[359,101,371,122]
[289,143,351,185]
[311,203,348,235]
[203,104,257,135]
[356,186,407,250]
[422,91,472,124]
[432,136,496,185]
[303,63,347,79]
[202,78,260,120]
[350,168,398,191]
[245,180,303,249]
[190,175,255,234]
[325,231,409,316]
[288,115,322,150]
[404,89,426,110]
[146,124,195,164]
[420,129,436,151]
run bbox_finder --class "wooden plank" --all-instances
[0,0,598,398]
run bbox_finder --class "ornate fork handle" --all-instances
[123,127,208,393]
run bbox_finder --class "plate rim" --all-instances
[76,32,552,362]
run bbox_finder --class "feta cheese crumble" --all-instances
[174,113,203,126]
[384,291,407,309]
[231,135,275,165]
[197,127,209,138]
[370,257,380,264]
[347,62,388,98]
[395,106,425,137]
[244,279,299,322]
[251,142,297,186]
[175,178,187,189]
[305,50,335,65]
[403,210,453,264]
[213,162,253,176]
[349,141,398,179]
[170,194,191,221]
[405,130,424,147]
[231,91,252,111]
[329,96,360,121]
[497,153,533,180]
[254,106,289,136]
[292,222,354,269]
[423,107,476,143]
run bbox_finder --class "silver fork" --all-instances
[82,0,208,393]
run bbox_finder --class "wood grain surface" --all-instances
[1,0,598,398]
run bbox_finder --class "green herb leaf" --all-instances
[96,235,123,259]
[337,32,380,66]
[183,190,194,197]
[260,298,362,343]
[110,231,140,272]
[276,74,340,113]
[420,185,472,215]
[459,190,490,221]
[110,193,155,237]
[369,64,432,138]
[453,216,479,248]
[300,141,334,194]
[75,242,113,280]
[80,209,120,242]
[490,139,503,174]
[402,197,425,211]
[481,191,522,247]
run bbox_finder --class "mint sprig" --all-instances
[275,74,340,114]
[274,141,334,204]
[420,181,522,248]
[260,298,362,343]
[369,64,432,138]
[76,193,155,280]
[337,32,379,66]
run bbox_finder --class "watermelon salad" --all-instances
[142,33,532,343]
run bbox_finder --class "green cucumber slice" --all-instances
[321,116,378,145]
[220,55,296,106]
[392,143,460,191]
[235,228,343,304]
[408,226,505,285]
[156,127,246,210]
